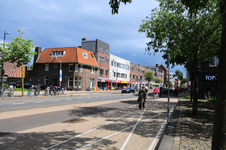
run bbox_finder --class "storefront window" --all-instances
[74,77,78,87]
[79,77,82,88]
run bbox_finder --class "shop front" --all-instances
[97,77,110,91]
[198,70,217,98]
[111,80,129,90]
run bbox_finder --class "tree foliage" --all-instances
[0,29,35,67]
[155,78,162,83]
[0,29,35,96]
[109,0,132,14]
[144,71,154,82]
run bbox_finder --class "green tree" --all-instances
[0,29,35,96]
[29,64,33,70]
[181,78,187,86]
[144,71,154,90]
[155,78,162,84]
[173,70,183,87]
[174,1,225,148]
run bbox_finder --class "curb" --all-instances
[155,98,182,150]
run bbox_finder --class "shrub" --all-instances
[208,96,216,102]
[182,95,190,99]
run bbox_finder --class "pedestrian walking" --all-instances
[137,86,147,109]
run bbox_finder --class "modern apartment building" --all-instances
[109,54,130,89]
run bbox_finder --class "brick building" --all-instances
[81,38,110,90]
[25,47,99,91]
[130,63,150,89]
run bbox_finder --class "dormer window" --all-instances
[52,51,65,57]
[82,52,88,59]
[11,68,15,71]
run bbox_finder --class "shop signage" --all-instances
[101,79,105,82]
[205,75,217,81]
[121,81,127,83]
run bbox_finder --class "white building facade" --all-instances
[109,54,130,89]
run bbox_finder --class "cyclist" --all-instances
[153,87,159,99]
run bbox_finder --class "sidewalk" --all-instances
[158,95,215,150]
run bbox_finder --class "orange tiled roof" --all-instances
[36,47,99,67]
[3,62,25,78]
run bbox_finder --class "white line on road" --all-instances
[148,108,174,150]
[44,109,139,150]
[120,107,147,150]
[75,110,167,150]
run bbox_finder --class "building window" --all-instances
[82,52,88,59]
[117,73,120,77]
[79,77,82,88]
[106,58,109,64]
[138,69,140,72]
[117,62,121,68]
[121,64,125,69]
[132,67,134,71]
[90,78,94,88]
[106,70,109,76]
[125,74,127,79]
[69,64,73,72]
[80,65,83,72]
[75,65,78,72]
[99,56,104,63]
[44,76,49,84]
[111,61,113,66]
[114,72,116,77]
[51,51,65,57]
[105,48,108,52]
[209,56,219,67]
[114,61,116,67]
[130,74,132,79]
[54,64,57,68]
[69,77,73,87]
[45,64,49,71]
[121,74,124,78]
[99,69,104,76]
[133,75,135,79]
[140,76,143,80]
[91,68,95,74]
[74,77,78,87]
[99,46,103,50]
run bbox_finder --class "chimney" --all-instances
[138,64,141,66]
[82,38,87,41]
[34,47,42,64]
[156,63,159,67]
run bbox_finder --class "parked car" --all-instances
[24,82,35,89]
[9,82,21,88]
[121,87,135,93]
[40,83,55,90]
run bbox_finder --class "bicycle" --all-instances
[1,85,14,97]
[27,85,35,97]
[153,92,159,99]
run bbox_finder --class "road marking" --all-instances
[75,111,166,150]
[120,106,147,150]
[44,109,139,150]
[148,108,174,150]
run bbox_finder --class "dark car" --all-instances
[121,87,135,93]
[40,83,55,90]
[24,82,35,89]
[9,82,21,88]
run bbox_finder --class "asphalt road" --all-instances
[0,93,137,112]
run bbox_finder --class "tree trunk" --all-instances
[22,64,24,96]
[190,71,194,103]
[192,49,198,116]
[212,2,226,149]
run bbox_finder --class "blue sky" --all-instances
[1,0,186,76]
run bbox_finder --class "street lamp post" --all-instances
[0,31,10,95]
[59,60,62,87]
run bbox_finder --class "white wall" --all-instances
[109,54,130,82]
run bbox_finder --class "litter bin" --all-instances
[94,87,96,91]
